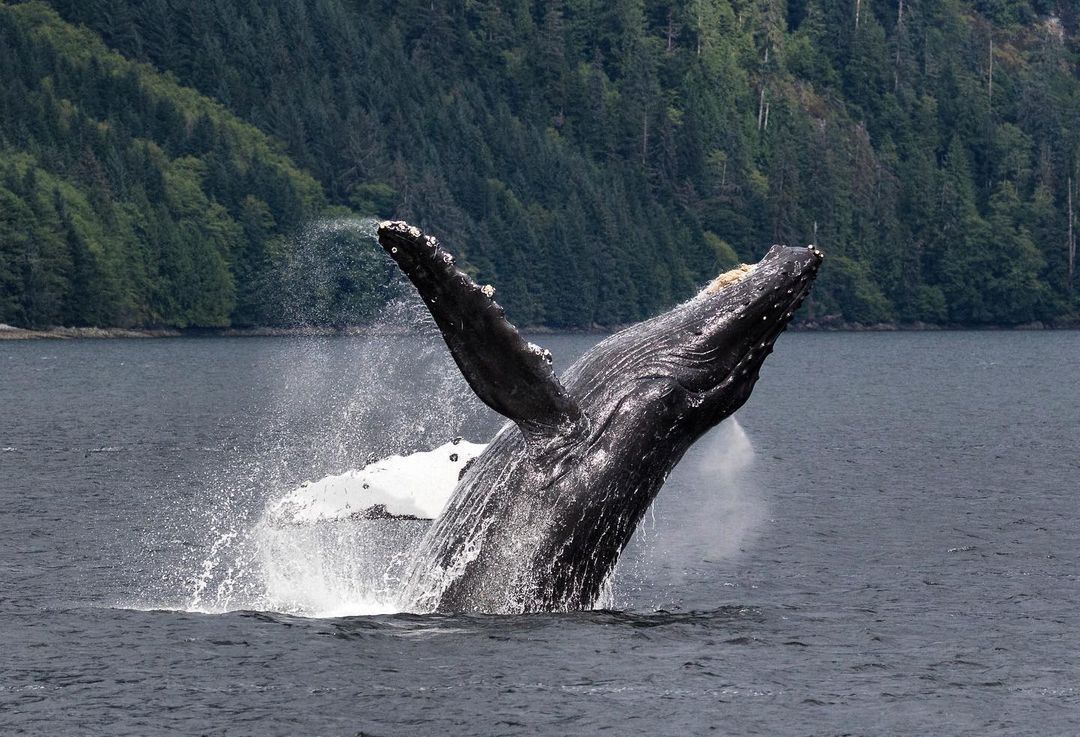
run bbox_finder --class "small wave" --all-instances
[212,601,402,619]
[114,597,405,619]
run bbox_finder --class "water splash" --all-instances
[146,412,760,618]
[276,216,404,328]
[132,217,762,617]
[133,219,492,618]
[611,417,762,609]
[686,417,763,561]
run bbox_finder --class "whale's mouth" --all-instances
[703,263,757,295]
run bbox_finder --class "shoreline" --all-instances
[2,320,1077,341]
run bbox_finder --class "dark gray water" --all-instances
[2,331,1079,736]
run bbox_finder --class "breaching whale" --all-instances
[376,221,822,613]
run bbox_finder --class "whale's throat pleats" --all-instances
[377,222,583,443]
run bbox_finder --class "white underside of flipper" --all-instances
[267,440,487,524]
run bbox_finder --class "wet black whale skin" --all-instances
[377,221,822,613]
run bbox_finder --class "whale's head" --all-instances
[562,245,823,441]
[674,244,822,426]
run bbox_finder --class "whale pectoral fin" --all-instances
[378,221,583,440]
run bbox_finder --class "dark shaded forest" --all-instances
[1,0,1078,329]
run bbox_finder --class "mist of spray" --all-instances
[686,418,764,560]
[135,217,764,617]
[137,217,491,617]
[612,417,764,609]
[276,217,405,328]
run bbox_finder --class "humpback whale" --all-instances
[376,221,822,613]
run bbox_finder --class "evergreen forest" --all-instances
[1,0,1079,329]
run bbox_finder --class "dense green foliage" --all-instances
[0,1,388,327]
[2,0,1079,328]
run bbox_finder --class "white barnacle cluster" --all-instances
[527,342,554,364]
[703,263,756,295]
[378,220,420,238]
[481,284,496,298]
[378,220,422,254]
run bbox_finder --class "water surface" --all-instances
[2,331,1078,735]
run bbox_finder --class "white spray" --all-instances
[136,218,763,617]
[611,417,764,609]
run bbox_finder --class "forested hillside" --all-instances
[0,2,391,328]
[2,0,1079,329]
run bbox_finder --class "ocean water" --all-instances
[2,331,1079,736]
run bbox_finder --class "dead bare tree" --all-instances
[894,0,905,91]
[642,113,649,166]
[1069,176,1076,293]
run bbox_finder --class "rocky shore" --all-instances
[0,324,413,340]
[0,324,183,340]
[2,320,1076,341]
